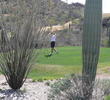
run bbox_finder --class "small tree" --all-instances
[0,0,48,90]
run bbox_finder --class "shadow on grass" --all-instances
[45,54,52,57]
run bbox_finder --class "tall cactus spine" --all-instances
[82,0,102,99]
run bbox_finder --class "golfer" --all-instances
[49,32,57,55]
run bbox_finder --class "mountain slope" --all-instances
[47,0,84,25]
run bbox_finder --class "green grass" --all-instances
[37,46,82,66]
[28,46,110,80]
[29,64,81,80]
[105,95,110,100]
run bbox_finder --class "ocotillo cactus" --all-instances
[82,0,102,99]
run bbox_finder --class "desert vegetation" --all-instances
[0,0,49,90]
[0,0,110,100]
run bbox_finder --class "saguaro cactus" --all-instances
[82,0,102,99]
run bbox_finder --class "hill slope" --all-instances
[47,0,84,25]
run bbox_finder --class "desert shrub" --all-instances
[37,78,44,82]
[32,79,36,82]
[49,74,83,100]
[0,0,48,90]
[45,81,50,86]
[49,74,110,100]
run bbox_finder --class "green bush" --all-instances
[37,78,44,82]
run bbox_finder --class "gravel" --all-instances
[0,76,51,100]
[0,74,110,100]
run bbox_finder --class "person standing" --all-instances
[49,32,57,56]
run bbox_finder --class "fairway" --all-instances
[38,46,82,66]
[29,46,110,80]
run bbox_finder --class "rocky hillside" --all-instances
[47,0,84,25]
[0,0,84,46]
[35,0,84,46]
[1,0,108,47]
